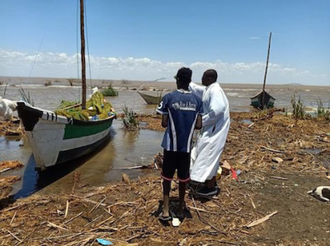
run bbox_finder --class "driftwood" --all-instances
[260,146,284,153]
[245,211,278,228]
[270,176,288,181]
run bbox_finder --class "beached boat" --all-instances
[17,0,115,170]
[250,32,276,109]
[137,91,163,105]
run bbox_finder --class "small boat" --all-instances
[250,91,275,109]
[17,0,115,170]
[137,91,163,105]
[250,32,276,109]
[17,101,115,169]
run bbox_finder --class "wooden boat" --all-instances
[250,32,276,109]
[17,0,115,170]
[250,91,275,109]
[137,91,163,105]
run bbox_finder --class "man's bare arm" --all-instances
[195,115,202,129]
[161,114,168,128]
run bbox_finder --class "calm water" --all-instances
[0,81,329,197]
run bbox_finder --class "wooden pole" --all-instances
[80,0,86,108]
[262,32,272,109]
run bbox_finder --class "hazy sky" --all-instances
[0,0,329,85]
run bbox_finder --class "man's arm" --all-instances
[189,82,205,99]
[156,94,169,127]
[195,115,202,129]
[202,89,226,127]
[161,114,168,128]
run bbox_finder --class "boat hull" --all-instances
[137,91,162,105]
[250,91,275,109]
[17,102,115,170]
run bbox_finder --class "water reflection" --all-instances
[7,119,163,197]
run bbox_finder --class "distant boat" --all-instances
[250,32,275,109]
[250,91,275,109]
[17,0,116,170]
[137,91,163,105]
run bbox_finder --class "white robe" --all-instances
[189,82,230,182]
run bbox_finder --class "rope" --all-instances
[84,0,93,88]
[29,27,46,77]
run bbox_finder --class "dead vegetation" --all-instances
[0,110,329,245]
[0,174,260,245]
[0,118,23,137]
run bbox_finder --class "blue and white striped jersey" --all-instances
[156,89,203,153]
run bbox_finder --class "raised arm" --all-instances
[189,82,205,99]
[202,88,227,127]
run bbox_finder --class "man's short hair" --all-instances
[205,69,218,82]
[175,67,192,84]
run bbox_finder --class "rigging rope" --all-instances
[29,27,46,77]
[84,0,93,88]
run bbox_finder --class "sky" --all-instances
[0,0,329,85]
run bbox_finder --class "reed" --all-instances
[122,105,139,130]
[316,99,330,120]
[19,86,34,106]
[291,92,305,119]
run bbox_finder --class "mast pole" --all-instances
[262,32,272,109]
[80,0,86,108]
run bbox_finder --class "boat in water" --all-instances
[17,0,116,170]
[250,32,276,109]
[137,91,163,105]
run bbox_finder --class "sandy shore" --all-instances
[1,111,330,245]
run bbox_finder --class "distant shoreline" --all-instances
[0,76,329,89]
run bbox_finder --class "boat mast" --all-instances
[80,0,87,108]
[262,32,272,109]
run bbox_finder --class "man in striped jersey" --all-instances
[156,67,203,221]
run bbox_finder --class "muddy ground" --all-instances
[0,111,329,245]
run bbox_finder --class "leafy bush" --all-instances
[102,84,118,97]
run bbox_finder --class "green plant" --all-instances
[122,105,139,130]
[101,84,118,97]
[316,99,330,120]
[19,86,34,106]
[291,92,305,120]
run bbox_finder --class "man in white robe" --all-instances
[189,69,230,196]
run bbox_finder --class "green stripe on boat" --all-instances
[63,121,112,139]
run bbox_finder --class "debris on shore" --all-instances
[0,160,24,200]
[0,117,23,137]
[0,175,258,245]
[0,110,329,245]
